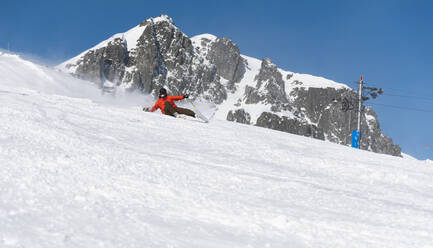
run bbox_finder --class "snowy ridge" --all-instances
[57,33,121,73]
[2,52,433,248]
[214,53,346,123]
[57,24,145,74]
[191,41,349,123]
[238,54,349,91]
[58,15,175,73]
[191,35,349,91]
[285,72,349,89]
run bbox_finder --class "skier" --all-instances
[143,88,196,118]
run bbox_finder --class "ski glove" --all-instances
[184,94,189,99]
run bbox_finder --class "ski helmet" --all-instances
[159,88,167,98]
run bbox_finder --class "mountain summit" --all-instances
[58,15,401,156]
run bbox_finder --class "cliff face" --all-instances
[59,15,401,156]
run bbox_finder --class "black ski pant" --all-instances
[164,101,195,118]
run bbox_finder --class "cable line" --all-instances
[380,86,415,93]
[382,93,433,102]
[368,102,433,113]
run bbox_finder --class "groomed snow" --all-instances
[2,53,433,248]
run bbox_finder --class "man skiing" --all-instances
[143,88,196,118]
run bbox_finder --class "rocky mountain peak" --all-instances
[58,15,402,157]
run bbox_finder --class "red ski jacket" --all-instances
[149,95,185,114]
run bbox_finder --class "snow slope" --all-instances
[1,53,433,247]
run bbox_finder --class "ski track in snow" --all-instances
[1,53,433,247]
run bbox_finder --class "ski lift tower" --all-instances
[352,76,383,149]
[334,76,383,149]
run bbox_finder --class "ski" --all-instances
[186,99,209,123]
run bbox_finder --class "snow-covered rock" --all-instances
[58,15,401,156]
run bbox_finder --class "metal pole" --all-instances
[348,110,351,145]
[356,76,363,148]
[357,77,363,131]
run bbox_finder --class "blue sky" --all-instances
[2,0,432,159]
